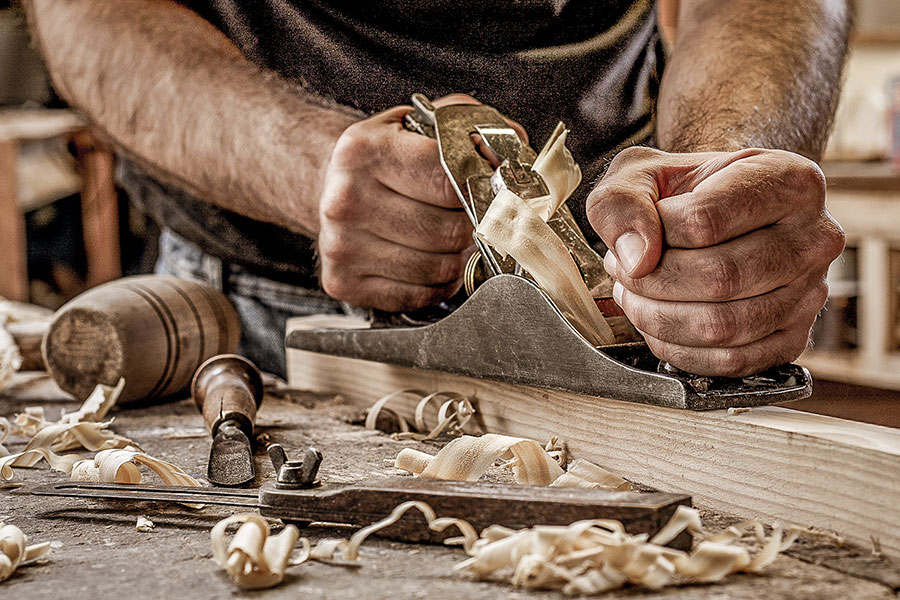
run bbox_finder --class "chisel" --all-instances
[191,354,263,487]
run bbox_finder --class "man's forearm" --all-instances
[26,0,359,237]
[657,0,851,160]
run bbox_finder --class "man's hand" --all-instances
[318,105,472,311]
[318,95,527,312]
[587,146,845,377]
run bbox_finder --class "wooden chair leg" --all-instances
[0,139,29,301]
[74,131,121,288]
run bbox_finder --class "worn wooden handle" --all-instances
[192,354,263,436]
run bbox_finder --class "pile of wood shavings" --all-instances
[0,379,201,489]
[365,389,477,441]
[212,501,476,589]
[457,505,799,594]
[0,522,54,583]
[211,501,797,594]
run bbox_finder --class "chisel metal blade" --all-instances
[207,419,255,487]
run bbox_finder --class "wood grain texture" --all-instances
[286,319,900,560]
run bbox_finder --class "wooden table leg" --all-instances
[0,139,29,301]
[75,131,121,287]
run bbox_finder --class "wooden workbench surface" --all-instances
[2,374,897,599]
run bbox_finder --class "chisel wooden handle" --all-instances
[191,354,263,436]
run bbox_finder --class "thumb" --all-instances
[586,148,664,279]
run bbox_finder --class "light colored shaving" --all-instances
[0,522,53,583]
[395,433,564,486]
[312,501,479,563]
[366,390,476,441]
[456,504,801,594]
[393,433,629,491]
[211,503,476,589]
[476,189,614,346]
[211,514,300,589]
[69,449,202,487]
[530,122,582,220]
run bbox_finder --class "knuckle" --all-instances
[819,216,846,260]
[320,187,357,223]
[435,253,464,284]
[317,230,353,264]
[715,347,749,377]
[701,254,742,301]
[698,305,738,347]
[331,123,374,168]
[319,269,354,302]
[441,215,472,251]
[683,202,724,247]
[439,168,459,207]
[612,145,660,167]
[791,160,827,208]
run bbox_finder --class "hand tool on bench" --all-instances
[285,94,811,410]
[191,354,264,487]
[32,444,693,550]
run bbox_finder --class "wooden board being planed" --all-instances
[286,317,900,561]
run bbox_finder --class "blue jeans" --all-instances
[154,228,350,377]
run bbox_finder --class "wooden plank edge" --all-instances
[287,345,900,560]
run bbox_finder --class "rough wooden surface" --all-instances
[1,373,897,598]
[286,344,900,561]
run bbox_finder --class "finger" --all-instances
[320,228,468,287]
[351,276,462,312]
[604,222,837,302]
[327,177,473,253]
[613,274,827,348]
[640,321,813,377]
[432,93,529,143]
[656,151,826,248]
[586,147,664,278]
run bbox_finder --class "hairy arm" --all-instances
[25,0,358,237]
[657,0,851,158]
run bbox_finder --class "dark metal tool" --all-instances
[32,445,693,550]
[191,354,264,487]
[286,95,812,410]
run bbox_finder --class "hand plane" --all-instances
[286,95,811,410]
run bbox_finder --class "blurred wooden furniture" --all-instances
[0,109,120,301]
[802,161,900,390]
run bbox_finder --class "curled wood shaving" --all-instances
[310,501,479,562]
[456,505,800,594]
[60,379,125,424]
[393,433,629,491]
[0,447,83,480]
[549,459,632,491]
[530,122,582,220]
[211,514,300,589]
[395,433,564,486]
[366,390,476,441]
[69,449,202,487]
[476,189,614,346]
[0,522,53,583]
[136,516,155,532]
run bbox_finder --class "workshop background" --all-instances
[0,0,898,427]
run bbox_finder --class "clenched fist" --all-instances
[587,147,845,377]
[317,104,473,311]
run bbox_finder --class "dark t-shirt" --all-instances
[121,0,664,285]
